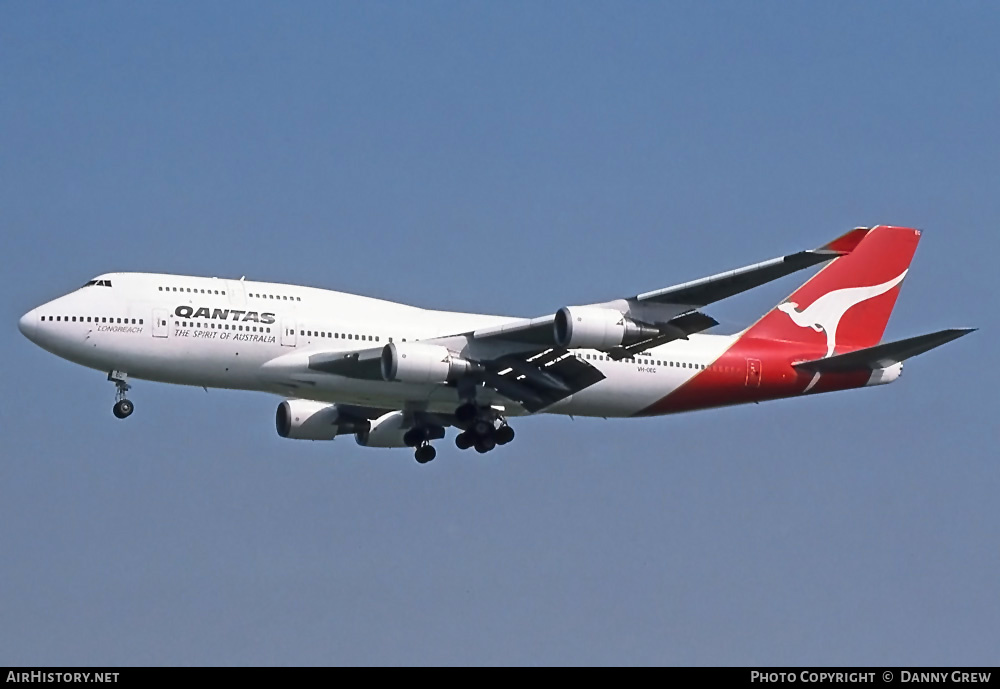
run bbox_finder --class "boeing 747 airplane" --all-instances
[18,225,972,463]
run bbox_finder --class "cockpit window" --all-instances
[82,279,112,288]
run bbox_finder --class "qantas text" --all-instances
[174,306,275,324]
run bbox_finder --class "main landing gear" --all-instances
[404,425,445,464]
[108,370,134,419]
[453,403,515,455]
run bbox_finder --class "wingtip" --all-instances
[819,227,870,254]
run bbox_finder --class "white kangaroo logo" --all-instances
[777,270,908,358]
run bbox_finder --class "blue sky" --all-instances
[2,2,996,665]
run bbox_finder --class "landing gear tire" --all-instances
[414,444,437,464]
[113,399,134,419]
[472,419,494,437]
[455,431,474,450]
[495,425,515,445]
[474,436,496,454]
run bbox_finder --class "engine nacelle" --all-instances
[380,342,477,384]
[553,306,660,349]
[355,411,410,448]
[276,399,366,440]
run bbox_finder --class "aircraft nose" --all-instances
[18,309,38,342]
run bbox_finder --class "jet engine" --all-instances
[380,342,477,384]
[553,306,661,349]
[275,399,367,440]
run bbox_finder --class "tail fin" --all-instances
[745,226,921,356]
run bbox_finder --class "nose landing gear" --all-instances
[108,370,134,419]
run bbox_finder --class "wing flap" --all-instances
[487,348,606,412]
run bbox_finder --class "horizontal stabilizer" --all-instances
[793,328,975,373]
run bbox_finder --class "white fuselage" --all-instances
[19,272,735,418]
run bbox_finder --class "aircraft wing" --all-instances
[302,229,869,412]
[628,227,868,306]
[465,227,869,347]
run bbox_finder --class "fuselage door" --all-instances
[281,321,297,347]
[153,308,170,338]
[746,358,762,388]
[227,279,247,308]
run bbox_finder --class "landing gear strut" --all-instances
[405,425,444,464]
[108,370,134,419]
